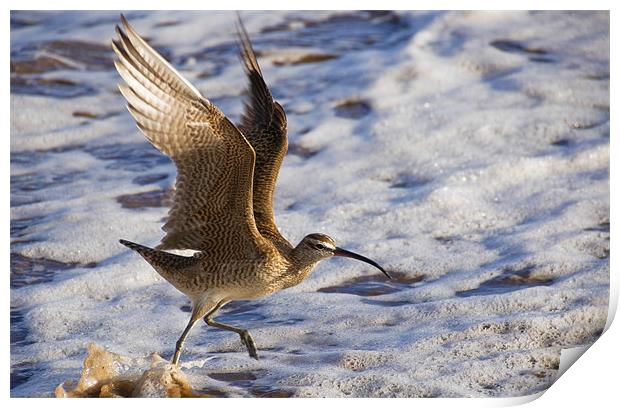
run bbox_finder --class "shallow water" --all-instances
[10,10,609,397]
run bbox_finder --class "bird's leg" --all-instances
[205,318,258,359]
[203,306,258,360]
[172,316,199,365]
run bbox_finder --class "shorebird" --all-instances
[113,14,390,365]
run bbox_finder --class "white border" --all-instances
[4,2,616,405]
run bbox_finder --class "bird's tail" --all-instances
[119,239,199,272]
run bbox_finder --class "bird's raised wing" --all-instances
[236,18,290,248]
[113,15,263,256]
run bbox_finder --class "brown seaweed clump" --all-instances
[55,343,208,398]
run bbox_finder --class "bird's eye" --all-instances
[315,243,326,250]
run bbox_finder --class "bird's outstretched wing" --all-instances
[236,17,290,248]
[113,15,263,256]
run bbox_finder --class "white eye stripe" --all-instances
[313,241,334,250]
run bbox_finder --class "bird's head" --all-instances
[295,233,391,279]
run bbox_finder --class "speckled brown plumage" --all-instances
[236,17,290,251]
[114,14,389,365]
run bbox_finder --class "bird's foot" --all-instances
[239,331,258,360]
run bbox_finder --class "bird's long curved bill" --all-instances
[333,247,392,279]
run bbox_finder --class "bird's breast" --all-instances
[277,262,318,290]
[191,254,291,300]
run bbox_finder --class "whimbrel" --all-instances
[113,14,390,365]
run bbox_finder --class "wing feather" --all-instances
[113,15,263,257]
[236,16,290,249]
